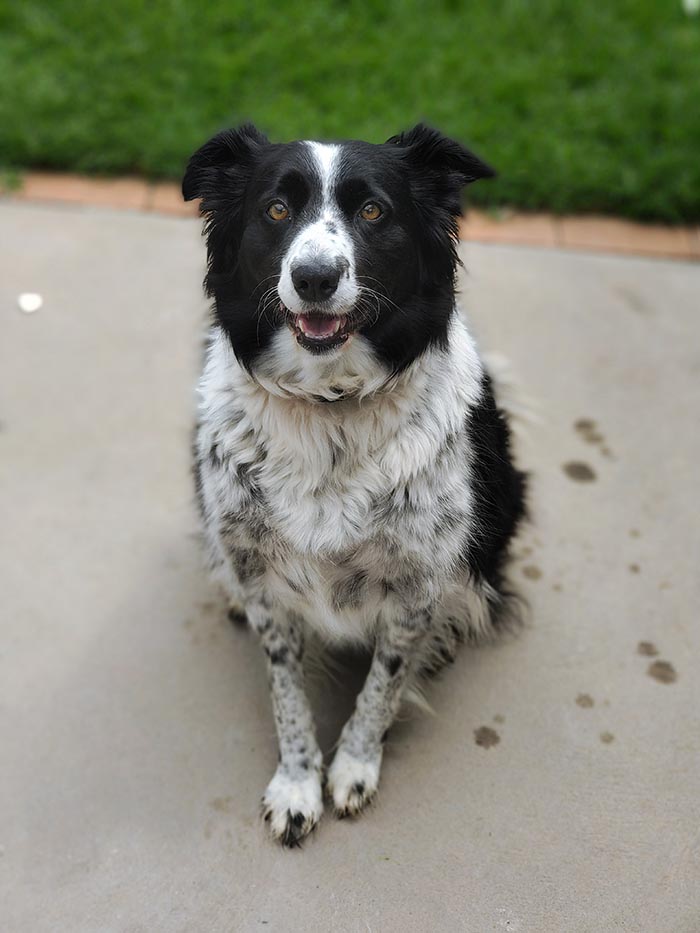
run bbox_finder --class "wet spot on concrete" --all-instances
[613,284,650,316]
[474,726,500,749]
[638,641,658,657]
[185,615,223,646]
[210,796,234,813]
[493,714,505,724]
[576,693,594,708]
[563,461,596,482]
[574,418,606,446]
[600,731,615,744]
[522,564,542,580]
[629,563,640,574]
[648,660,677,684]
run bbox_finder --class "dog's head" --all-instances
[184,123,493,399]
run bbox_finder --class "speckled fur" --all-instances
[195,316,519,838]
[185,125,527,844]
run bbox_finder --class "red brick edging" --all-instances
[3,172,699,262]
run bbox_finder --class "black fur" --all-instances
[185,125,528,829]
[183,122,494,373]
[465,373,528,592]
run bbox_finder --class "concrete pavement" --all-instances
[1,202,699,932]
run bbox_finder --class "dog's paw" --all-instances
[261,768,323,847]
[326,748,381,818]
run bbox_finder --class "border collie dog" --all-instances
[183,124,526,846]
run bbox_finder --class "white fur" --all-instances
[262,768,323,841]
[196,315,487,647]
[326,748,381,816]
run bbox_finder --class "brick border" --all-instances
[459,211,700,261]
[3,173,699,261]
[6,173,196,217]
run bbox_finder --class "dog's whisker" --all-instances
[358,284,407,319]
[255,288,283,344]
[251,274,281,298]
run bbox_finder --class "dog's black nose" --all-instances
[291,263,341,302]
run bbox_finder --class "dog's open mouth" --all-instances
[282,304,354,353]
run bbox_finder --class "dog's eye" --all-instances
[267,201,289,221]
[360,202,382,221]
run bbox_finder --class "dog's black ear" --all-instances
[386,123,495,187]
[182,123,269,202]
[386,125,494,284]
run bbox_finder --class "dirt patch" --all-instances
[648,660,677,684]
[522,564,542,580]
[563,461,597,482]
[613,284,650,316]
[576,693,594,708]
[474,726,500,749]
[637,641,658,657]
[210,796,234,813]
[573,418,614,459]
[600,731,615,744]
[574,418,605,445]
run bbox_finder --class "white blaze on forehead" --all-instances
[277,140,359,317]
[304,141,341,209]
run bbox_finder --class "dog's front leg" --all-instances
[248,602,323,846]
[327,608,431,817]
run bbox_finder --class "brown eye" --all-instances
[360,202,382,221]
[267,201,289,221]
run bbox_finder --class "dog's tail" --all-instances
[481,350,541,442]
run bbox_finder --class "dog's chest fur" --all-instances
[197,319,485,643]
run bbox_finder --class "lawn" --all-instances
[1,0,699,222]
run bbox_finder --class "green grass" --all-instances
[1,1,699,221]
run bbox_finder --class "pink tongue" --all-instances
[298,314,339,337]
